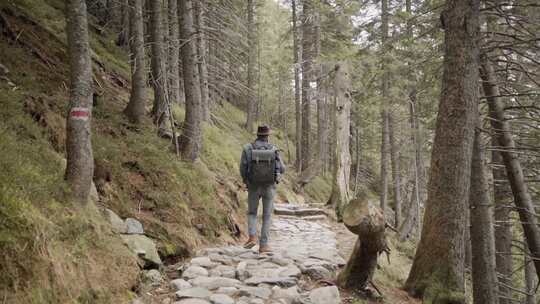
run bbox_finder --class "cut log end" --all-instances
[342,198,385,237]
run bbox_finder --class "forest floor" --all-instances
[136,202,421,304]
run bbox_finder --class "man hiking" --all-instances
[240,125,285,253]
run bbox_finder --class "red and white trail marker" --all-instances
[70,107,90,121]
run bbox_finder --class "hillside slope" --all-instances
[0,1,332,302]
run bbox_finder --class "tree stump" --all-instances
[337,198,386,290]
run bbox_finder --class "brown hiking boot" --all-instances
[259,244,272,254]
[244,236,257,249]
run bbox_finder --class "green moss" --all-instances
[304,176,333,204]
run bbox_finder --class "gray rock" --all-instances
[215,287,238,296]
[191,257,218,268]
[131,299,145,304]
[222,246,250,256]
[183,266,209,279]
[249,299,265,304]
[209,253,234,265]
[103,208,127,233]
[304,266,333,280]
[173,299,211,304]
[268,256,291,266]
[170,279,192,291]
[121,234,162,267]
[190,276,241,290]
[175,287,212,299]
[246,265,281,278]
[238,286,272,299]
[308,286,341,304]
[271,286,300,304]
[279,265,301,278]
[143,269,162,287]
[210,265,236,278]
[125,218,144,234]
[244,276,297,287]
[209,294,234,304]
[236,261,248,281]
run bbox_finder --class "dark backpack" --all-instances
[247,143,277,184]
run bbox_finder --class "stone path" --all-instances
[167,207,346,304]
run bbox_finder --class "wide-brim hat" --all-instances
[257,125,271,136]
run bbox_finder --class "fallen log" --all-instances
[337,198,387,290]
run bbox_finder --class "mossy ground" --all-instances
[0,0,329,302]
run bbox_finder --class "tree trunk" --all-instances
[123,0,147,124]
[116,0,130,47]
[379,0,390,220]
[65,0,94,204]
[315,10,325,171]
[292,0,302,172]
[300,0,313,173]
[328,63,351,221]
[149,0,170,133]
[244,0,256,133]
[194,0,210,122]
[480,54,540,283]
[404,0,480,301]
[525,245,537,304]
[178,0,202,161]
[388,112,402,228]
[337,198,386,290]
[380,110,389,219]
[492,146,513,304]
[168,0,180,105]
[469,123,499,304]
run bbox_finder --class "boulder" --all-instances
[170,279,192,291]
[103,208,127,233]
[308,286,341,304]
[236,261,248,281]
[183,266,209,279]
[121,234,162,267]
[125,218,144,234]
[175,287,212,299]
[208,294,234,304]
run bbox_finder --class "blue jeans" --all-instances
[247,184,275,246]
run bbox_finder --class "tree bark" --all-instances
[380,110,389,219]
[388,112,402,228]
[480,54,540,283]
[469,123,499,304]
[116,0,130,47]
[244,0,256,133]
[404,0,480,301]
[337,198,386,290]
[194,0,210,122]
[149,0,170,133]
[123,0,147,124]
[300,0,314,173]
[292,0,302,172]
[178,0,202,161]
[328,63,351,221]
[167,0,180,105]
[379,0,390,220]
[65,0,95,204]
[525,245,537,304]
[492,146,513,304]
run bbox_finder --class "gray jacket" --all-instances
[240,139,285,185]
